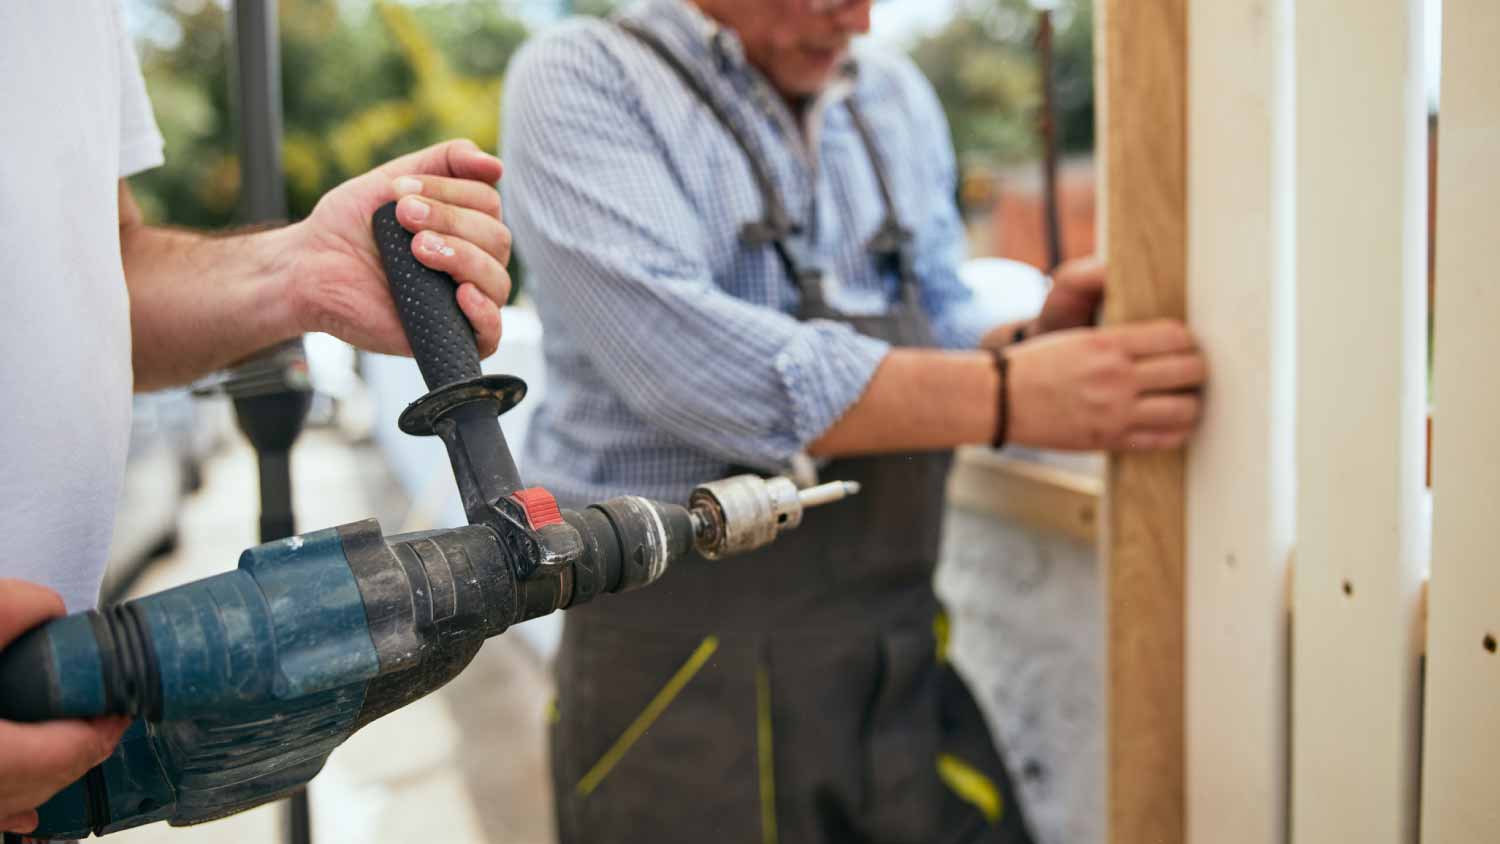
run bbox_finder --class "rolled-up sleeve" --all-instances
[502,29,888,469]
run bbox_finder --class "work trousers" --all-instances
[551,603,1036,844]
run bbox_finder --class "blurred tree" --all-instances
[129,0,528,228]
[909,0,1094,169]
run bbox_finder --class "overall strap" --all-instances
[613,19,917,314]
[613,18,833,312]
[613,19,796,249]
[845,99,921,306]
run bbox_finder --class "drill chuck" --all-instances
[688,475,860,559]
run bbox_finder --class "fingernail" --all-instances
[403,196,430,222]
[422,233,455,257]
[393,176,423,196]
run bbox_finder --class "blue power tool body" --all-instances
[0,204,852,839]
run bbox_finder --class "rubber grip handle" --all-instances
[372,201,482,391]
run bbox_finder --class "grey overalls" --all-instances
[550,20,1036,844]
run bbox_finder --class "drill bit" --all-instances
[797,480,861,509]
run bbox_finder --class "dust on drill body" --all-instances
[8,484,692,839]
[0,203,855,841]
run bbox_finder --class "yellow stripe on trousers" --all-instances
[756,662,778,844]
[936,753,1003,824]
[576,636,720,797]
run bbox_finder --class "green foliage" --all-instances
[129,0,528,228]
[909,0,1094,169]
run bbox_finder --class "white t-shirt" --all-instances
[0,2,164,611]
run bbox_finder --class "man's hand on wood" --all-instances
[1005,319,1207,451]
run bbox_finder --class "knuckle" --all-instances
[1084,352,1122,380]
[1087,331,1119,353]
[434,198,458,230]
[454,242,482,277]
[478,188,501,217]
[1084,423,1109,450]
[485,224,512,261]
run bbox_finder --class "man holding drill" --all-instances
[504,0,1207,841]
[0,3,512,835]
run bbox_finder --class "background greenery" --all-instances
[911,0,1093,168]
[128,0,1092,229]
[130,0,526,225]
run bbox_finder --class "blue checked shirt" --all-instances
[502,0,1004,508]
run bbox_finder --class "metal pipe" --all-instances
[232,0,287,221]
[1037,8,1065,271]
[230,5,310,844]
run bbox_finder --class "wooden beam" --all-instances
[1184,0,1295,841]
[1291,1,1428,841]
[1420,3,1500,839]
[1099,1,1187,842]
[946,448,1101,544]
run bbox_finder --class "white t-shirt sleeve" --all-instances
[115,3,163,178]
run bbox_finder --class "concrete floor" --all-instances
[108,429,556,844]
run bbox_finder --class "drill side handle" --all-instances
[371,202,525,517]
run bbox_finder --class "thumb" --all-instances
[385,139,502,183]
[0,580,66,650]
[1053,256,1106,293]
[0,716,130,789]
[1,809,39,834]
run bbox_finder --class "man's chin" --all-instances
[775,56,846,97]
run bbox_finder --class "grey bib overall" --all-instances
[550,21,1036,844]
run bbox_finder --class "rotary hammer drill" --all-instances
[0,204,856,840]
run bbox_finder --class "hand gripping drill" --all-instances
[0,203,857,840]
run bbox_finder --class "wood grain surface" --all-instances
[1099,1,1188,843]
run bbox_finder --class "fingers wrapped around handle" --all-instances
[373,201,483,391]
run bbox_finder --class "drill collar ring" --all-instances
[397,374,527,436]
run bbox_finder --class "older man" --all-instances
[503,1,1206,841]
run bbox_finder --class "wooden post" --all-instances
[1420,3,1500,840]
[1292,1,1428,841]
[1184,0,1295,842]
[1099,1,1187,843]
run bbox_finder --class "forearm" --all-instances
[809,348,999,457]
[121,222,301,392]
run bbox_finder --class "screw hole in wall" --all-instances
[1341,579,1354,597]
[1484,633,1496,654]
